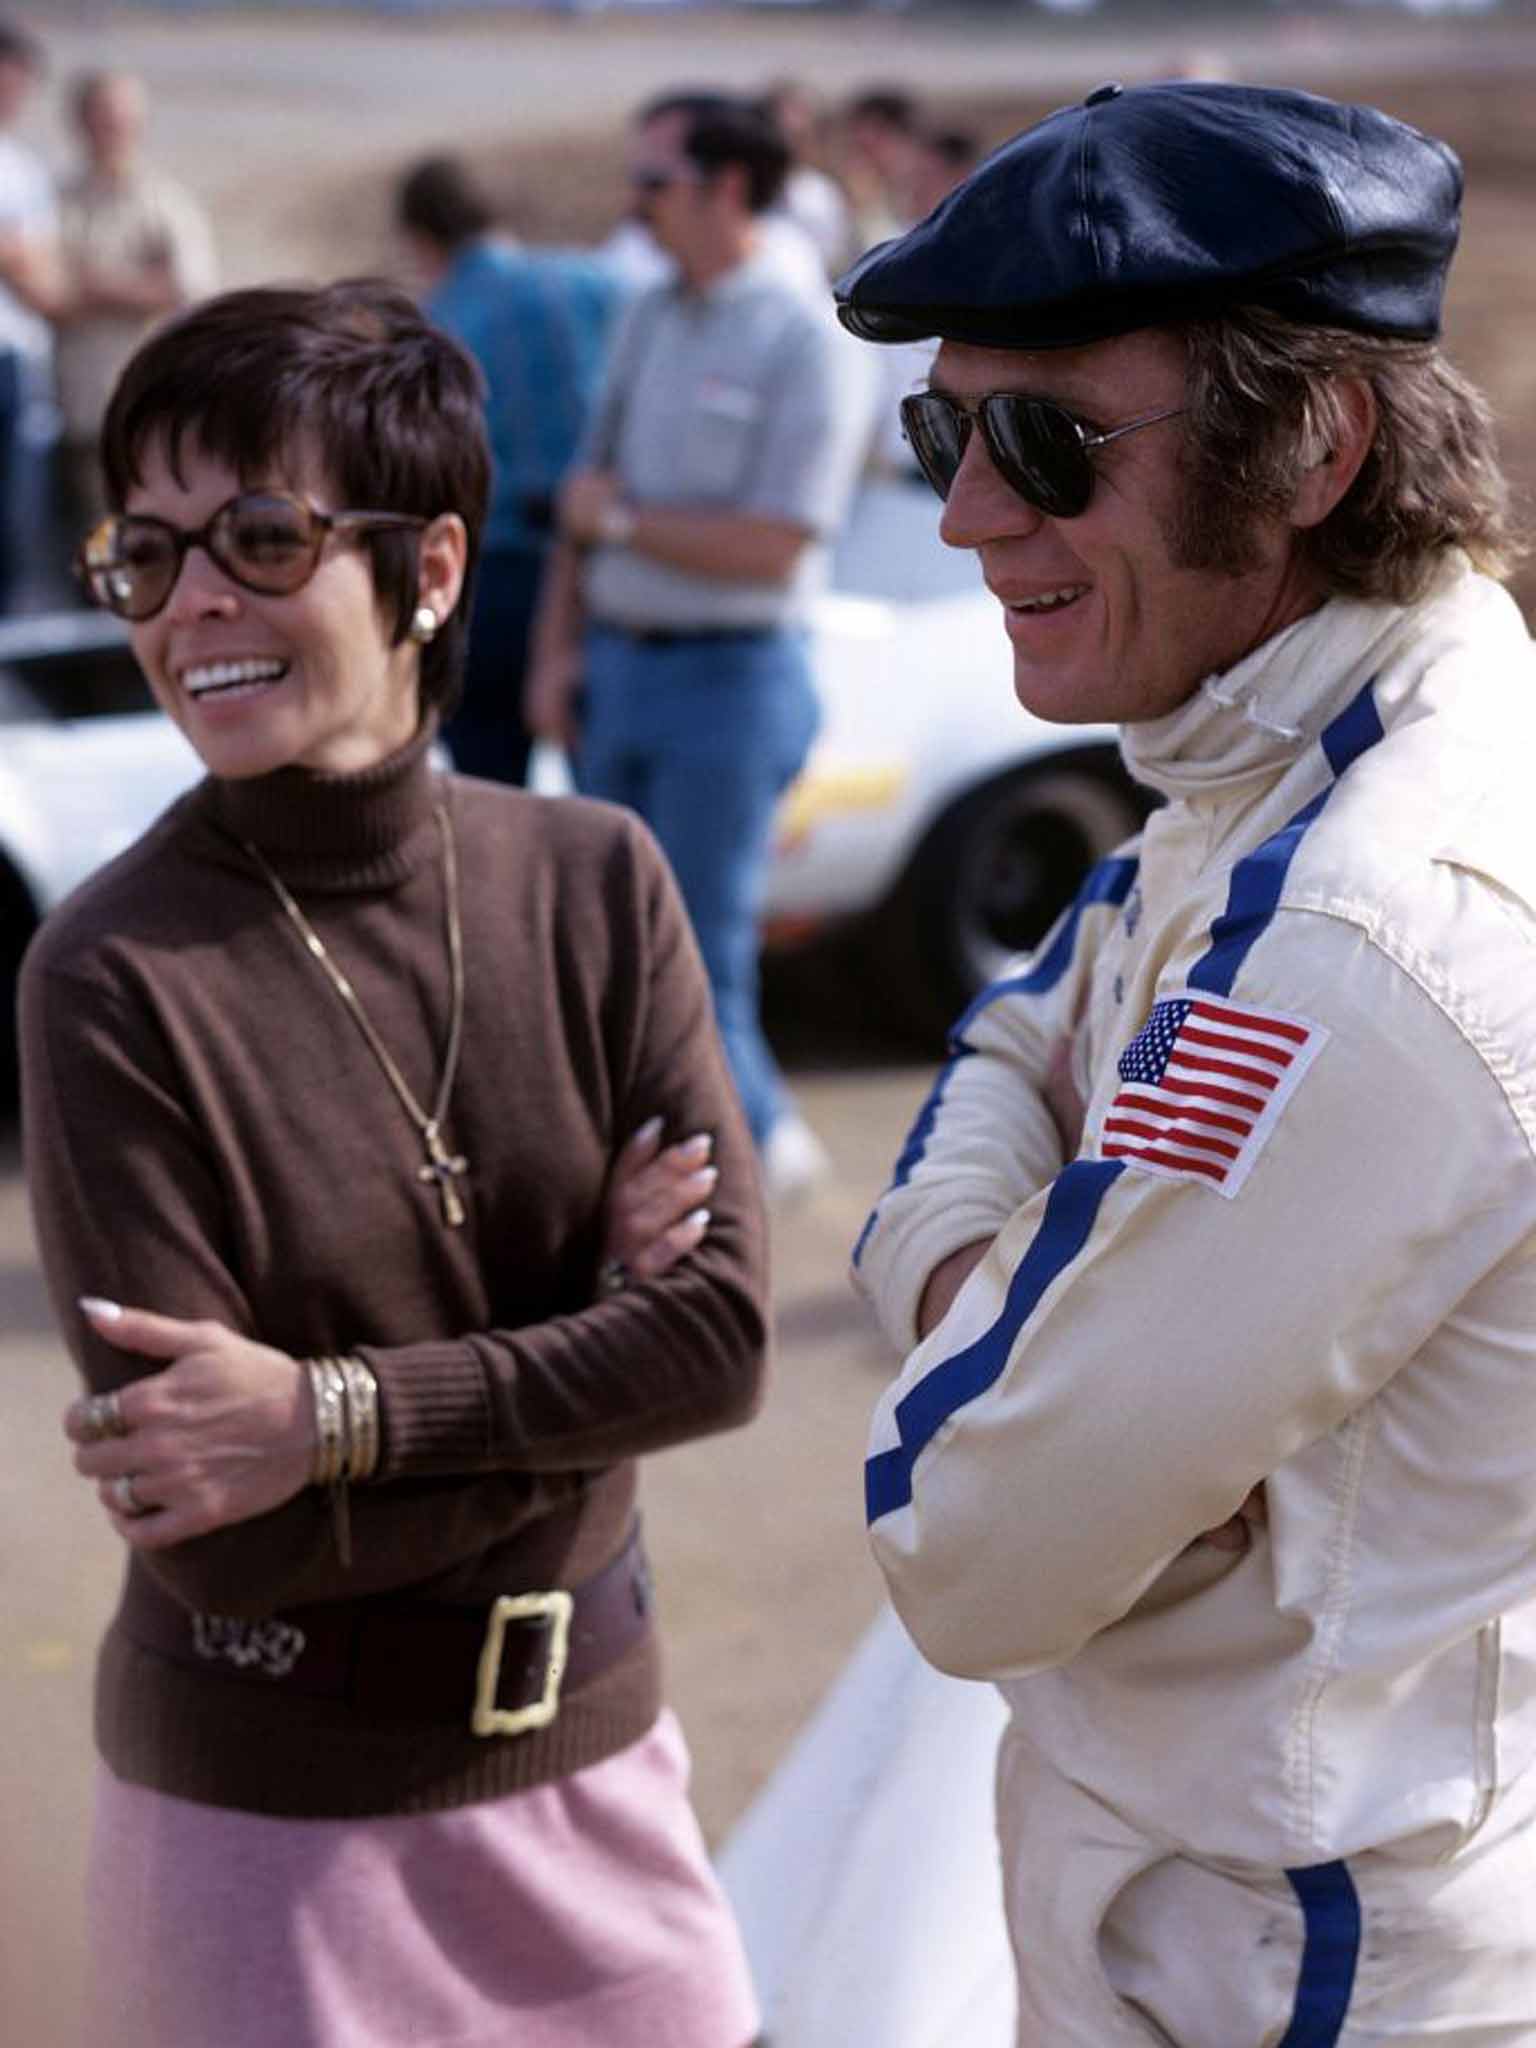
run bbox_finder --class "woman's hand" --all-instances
[602,1118,716,1286]
[63,1300,314,1549]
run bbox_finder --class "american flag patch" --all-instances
[1099,992,1327,1198]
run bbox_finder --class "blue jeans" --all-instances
[577,625,819,1146]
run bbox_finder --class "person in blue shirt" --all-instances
[398,154,625,785]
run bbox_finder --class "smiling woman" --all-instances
[18,279,767,2048]
[101,446,458,781]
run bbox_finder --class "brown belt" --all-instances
[119,1521,653,1739]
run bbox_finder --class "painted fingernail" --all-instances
[633,1116,663,1145]
[685,1208,711,1231]
[680,1132,713,1162]
[79,1297,123,1321]
[697,1165,719,1190]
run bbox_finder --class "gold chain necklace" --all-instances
[241,801,470,1227]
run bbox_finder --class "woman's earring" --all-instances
[409,604,439,644]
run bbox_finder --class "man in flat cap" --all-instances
[843,82,1536,2042]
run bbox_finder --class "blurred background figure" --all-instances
[838,85,925,252]
[527,92,875,1197]
[907,125,982,220]
[0,16,58,614]
[867,125,983,478]
[756,78,853,278]
[398,152,624,786]
[53,69,217,538]
[600,89,827,304]
[1163,46,1236,83]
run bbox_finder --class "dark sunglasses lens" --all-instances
[985,398,1092,519]
[901,394,969,501]
[215,495,321,591]
[81,518,176,620]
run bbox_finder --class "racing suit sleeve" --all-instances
[852,851,1140,1354]
[866,908,1536,1680]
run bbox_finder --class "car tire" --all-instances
[860,751,1149,1047]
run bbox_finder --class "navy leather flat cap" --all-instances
[835,81,1462,349]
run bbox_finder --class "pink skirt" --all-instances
[87,1710,759,2048]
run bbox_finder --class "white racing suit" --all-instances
[856,561,1536,2044]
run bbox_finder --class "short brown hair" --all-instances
[100,279,490,718]
[1174,307,1520,603]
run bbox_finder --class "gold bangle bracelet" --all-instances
[337,1356,380,1483]
[307,1357,346,1486]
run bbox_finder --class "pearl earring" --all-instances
[410,605,439,644]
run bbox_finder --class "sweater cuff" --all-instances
[355,1341,494,1478]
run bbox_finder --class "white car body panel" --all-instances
[767,583,1117,922]
[2,713,200,915]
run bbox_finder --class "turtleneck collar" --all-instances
[1118,570,1462,804]
[197,713,445,893]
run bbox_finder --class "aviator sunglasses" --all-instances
[900,392,1185,520]
[75,492,428,623]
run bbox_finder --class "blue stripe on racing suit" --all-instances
[1278,1862,1362,2047]
[851,1050,978,1268]
[865,1158,1125,1522]
[951,853,1140,1034]
[852,855,1138,1269]
[1190,682,1384,999]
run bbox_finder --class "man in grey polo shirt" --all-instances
[527,91,873,1189]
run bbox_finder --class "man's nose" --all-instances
[937,426,1046,553]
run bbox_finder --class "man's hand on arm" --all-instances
[555,465,810,584]
[916,1239,992,1338]
[910,1025,1261,1546]
[914,1033,1084,1339]
[1042,1032,1087,1157]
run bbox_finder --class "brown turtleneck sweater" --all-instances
[19,725,767,1817]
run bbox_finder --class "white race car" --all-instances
[0,611,199,1100]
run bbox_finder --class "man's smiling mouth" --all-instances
[1005,584,1091,616]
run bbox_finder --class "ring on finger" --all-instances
[112,1472,150,1518]
[596,1257,630,1297]
[81,1390,129,1444]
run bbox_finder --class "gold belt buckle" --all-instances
[472,1589,575,1738]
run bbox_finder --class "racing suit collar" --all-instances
[1120,554,1474,803]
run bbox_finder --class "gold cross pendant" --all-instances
[418,1122,469,1227]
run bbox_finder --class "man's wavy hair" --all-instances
[1173,307,1521,605]
[99,278,490,720]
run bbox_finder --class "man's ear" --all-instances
[1290,378,1377,531]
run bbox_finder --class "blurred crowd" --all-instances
[0,15,982,626]
[0,7,986,1191]
[389,79,982,1188]
[0,18,216,613]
